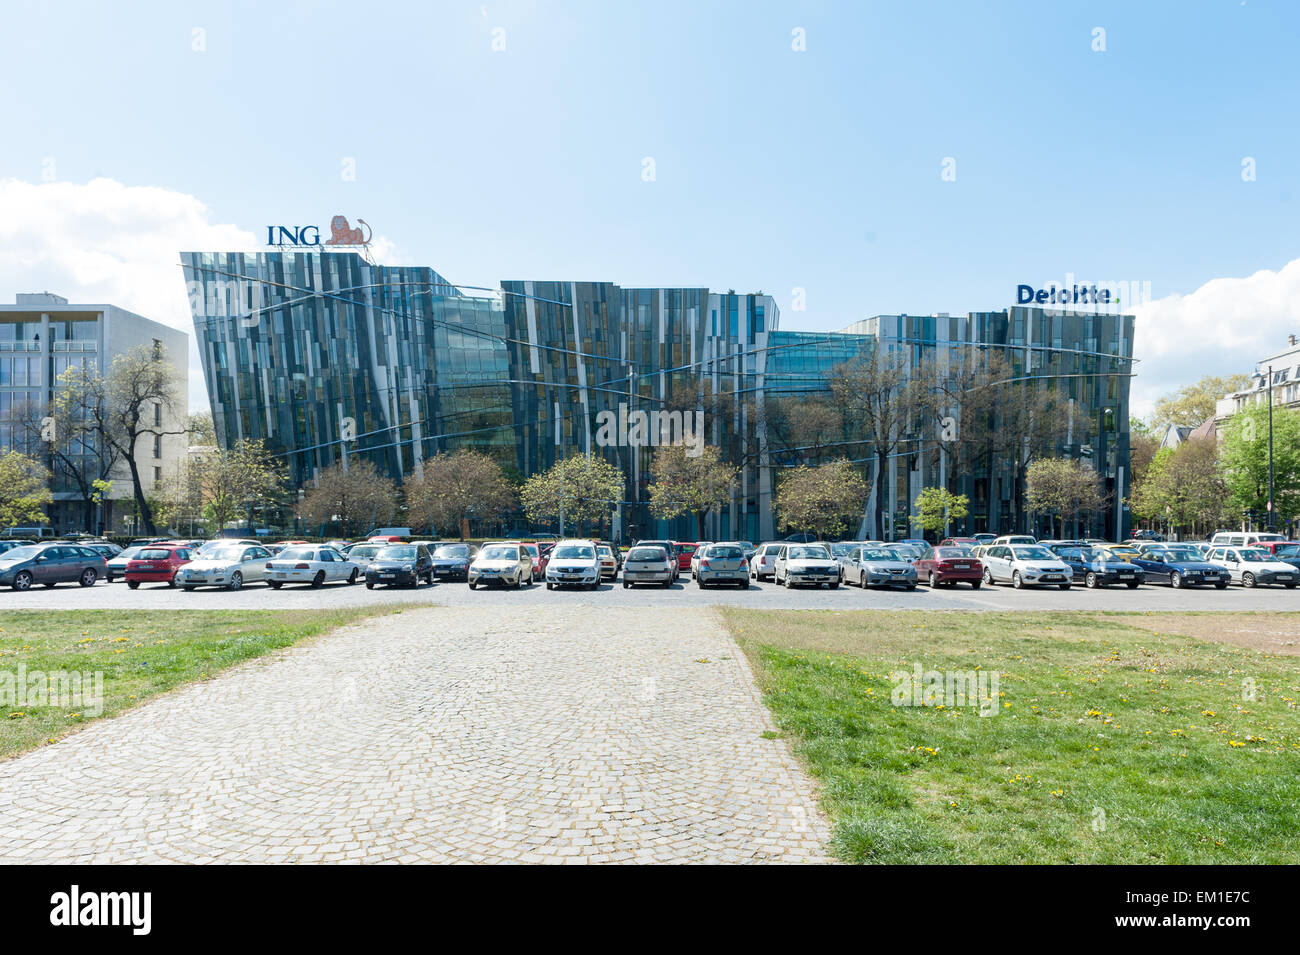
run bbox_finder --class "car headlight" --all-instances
[403,564,414,572]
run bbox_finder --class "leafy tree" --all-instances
[1219,401,1300,524]
[645,445,739,539]
[774,459,869,540]
[297,458,397,536]
[0,451,54,529]
[913,487,969,536]
[189,439,286,535]
[520,454,624,536]
[1131,438,1233,538]
[404,450,516,539]
[1152,374,1251,431]
[1026,458,1107,538]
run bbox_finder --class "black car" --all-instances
[429,542,476,581]
[364,544,434,589]
[1049,545,1145,589]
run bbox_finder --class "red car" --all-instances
[672,541,698,572]
[521,541,548,576]
[124,543,195,589]
[940,537,979,547]
[914,544,983,588]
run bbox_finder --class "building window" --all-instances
[153,466,162,484]
[153,434,162,458]
[154,403,162,427]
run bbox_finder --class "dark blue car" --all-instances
[1130,544,1230,589]
[1049,545,1145,589]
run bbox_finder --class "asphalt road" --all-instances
[3,575,1300,611]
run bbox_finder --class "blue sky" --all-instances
[3,0,1299,412]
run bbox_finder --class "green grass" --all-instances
[721,609,1300,863]
[0,606,422,760]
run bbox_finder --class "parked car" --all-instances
[365,543,435,589]
[0,539,34,557]
[1258,541,1300,571]
[367,534,407,544]
[939,537,979,547]
[430,542,477,581]
[267,540,310,556]
[125,543,195,590]
[104,545,146,582]
[694,542,750,588]
[340,541,386,572]
[80,541,122,560]
[196,538,259,557]
[1208,546,1298,589]
[468,541,534,589]
[1099,543,1143,564]
[596,543,619,580]
[671,541,699,574]
[521,541,549,578]
[544,539,602,590]
[1130,529,1165,542]
[773,543,841,589]
[621,545,675,588]
[264,546,359,588]
[1209,531,1288,549]
[1049,544,1144,589]
[177,543,273,591]
[972,533,997,545]
[980,544,1073,589]
[635,540,680,580]
[914,545,982,589]
[991,535,1038,547]
[0,543,107,591]
[750,542,783,581]
[1129,544,1231,589]
[841,544,919,589]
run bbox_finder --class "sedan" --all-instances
[694,542,750,588]
[340,542,386,572]
[749,543,783,581]
[468,541,534,589]
[430,542,476,581]
[544,540,602,590]
[1049,545,1144,589]
[125,544,195,590]
[177,544,273,591]
[980,544,1073,589]
[913,545,982,588]
[0,543,107,591]
[106,545,145,582]
[1208,546,1298,589]
[365,543,435,589]
[596,544,619,580]
[264,546,359,588]
[773,544,841,589]
[621,545,674,588]
[1130,545,1230,589]
[842,545,918,589]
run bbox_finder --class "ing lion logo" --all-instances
[323,215,372,246]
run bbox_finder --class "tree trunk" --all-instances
[875,450,888,539]
[696,509,706,541]
[126,455,156,534]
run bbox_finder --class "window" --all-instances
[153,434,162,458]
[153,466,162,483]
[154,403,162,427]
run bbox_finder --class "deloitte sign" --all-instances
[1016,283,1115,306]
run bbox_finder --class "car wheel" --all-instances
[929,571,937,588]
[543,582,551,591]
[829,581,839,590]
[311,571,326,588]
[860,571,868,589]
[622,581,629,589]
[183,585,197,592]
[79,568,97,587]
[1085,572,1097,589]
[13,571,33,591]
[1058,583,1071,590]
[167,575,176,588]
[1171,572,1183,589]
[1215,581,1228,589]
[268,581,282,589]
[907,583,917,591]
[1287,582,1297,589]
[127,580,140,590]
[348,569,358,585]
[983,568,994,586]
[1242,572,1256,589]
[741,579,750,589]
[970,580,981,590]
[1012,571,1023,589]
[228,571,243,591]
[1126,581,1140,589]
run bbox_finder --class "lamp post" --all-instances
[1267,364,1276,531]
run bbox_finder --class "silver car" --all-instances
[694,542,751,589]
[749,542,783,581]
[177,544,272,591]
[840,545,918,589]
[468,541,534,589]
[621,545,674,588]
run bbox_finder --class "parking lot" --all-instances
[4,576,1300,611]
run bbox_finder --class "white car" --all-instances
[468,541,534,589]
[195,538,259,557]
[545,539,602,590]
[991,535,1038,547]
[750,542,783,581]
[981,544,1073,589]
[264,545,359,588]
[1208,546,1299,589]
[341,541,386,572]
[774,543,841,588]
[178,544,273,591]
[105,545,145,582]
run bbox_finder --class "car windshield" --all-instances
[1,546,41,561]
[377,545,417,560]
[1012,546,1054,560]
[830,543,858,557]
[1163,547,1200,561]
[1274,543,1300,558]
[552,544,594,560]
[479,545,518,560]
[861,548,898,561]
[433,544,470,558]
[523,544,539,556]
[205,547,246,562]
[1255,534,1286,542]
[1238,549,1271,562]
[138,548,174,560]
[114,547,144,560]
[348,545,381,558]
[628,547,666,561]
[597,546,613,557]
[277,547,314,561]
[711,545,744,559]
[788,546,829,560]
[933,547,969,558]
[1075,547,1104,560]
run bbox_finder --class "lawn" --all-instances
[0,606,421,760]
[721,609,1300,864]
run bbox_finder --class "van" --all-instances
[2,526,56,540]
[1210,531,1287,548]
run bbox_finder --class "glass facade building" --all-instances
[181,251,1134,541]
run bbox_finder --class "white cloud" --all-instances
[0,178,405,413]
[1131,257,1300,419]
